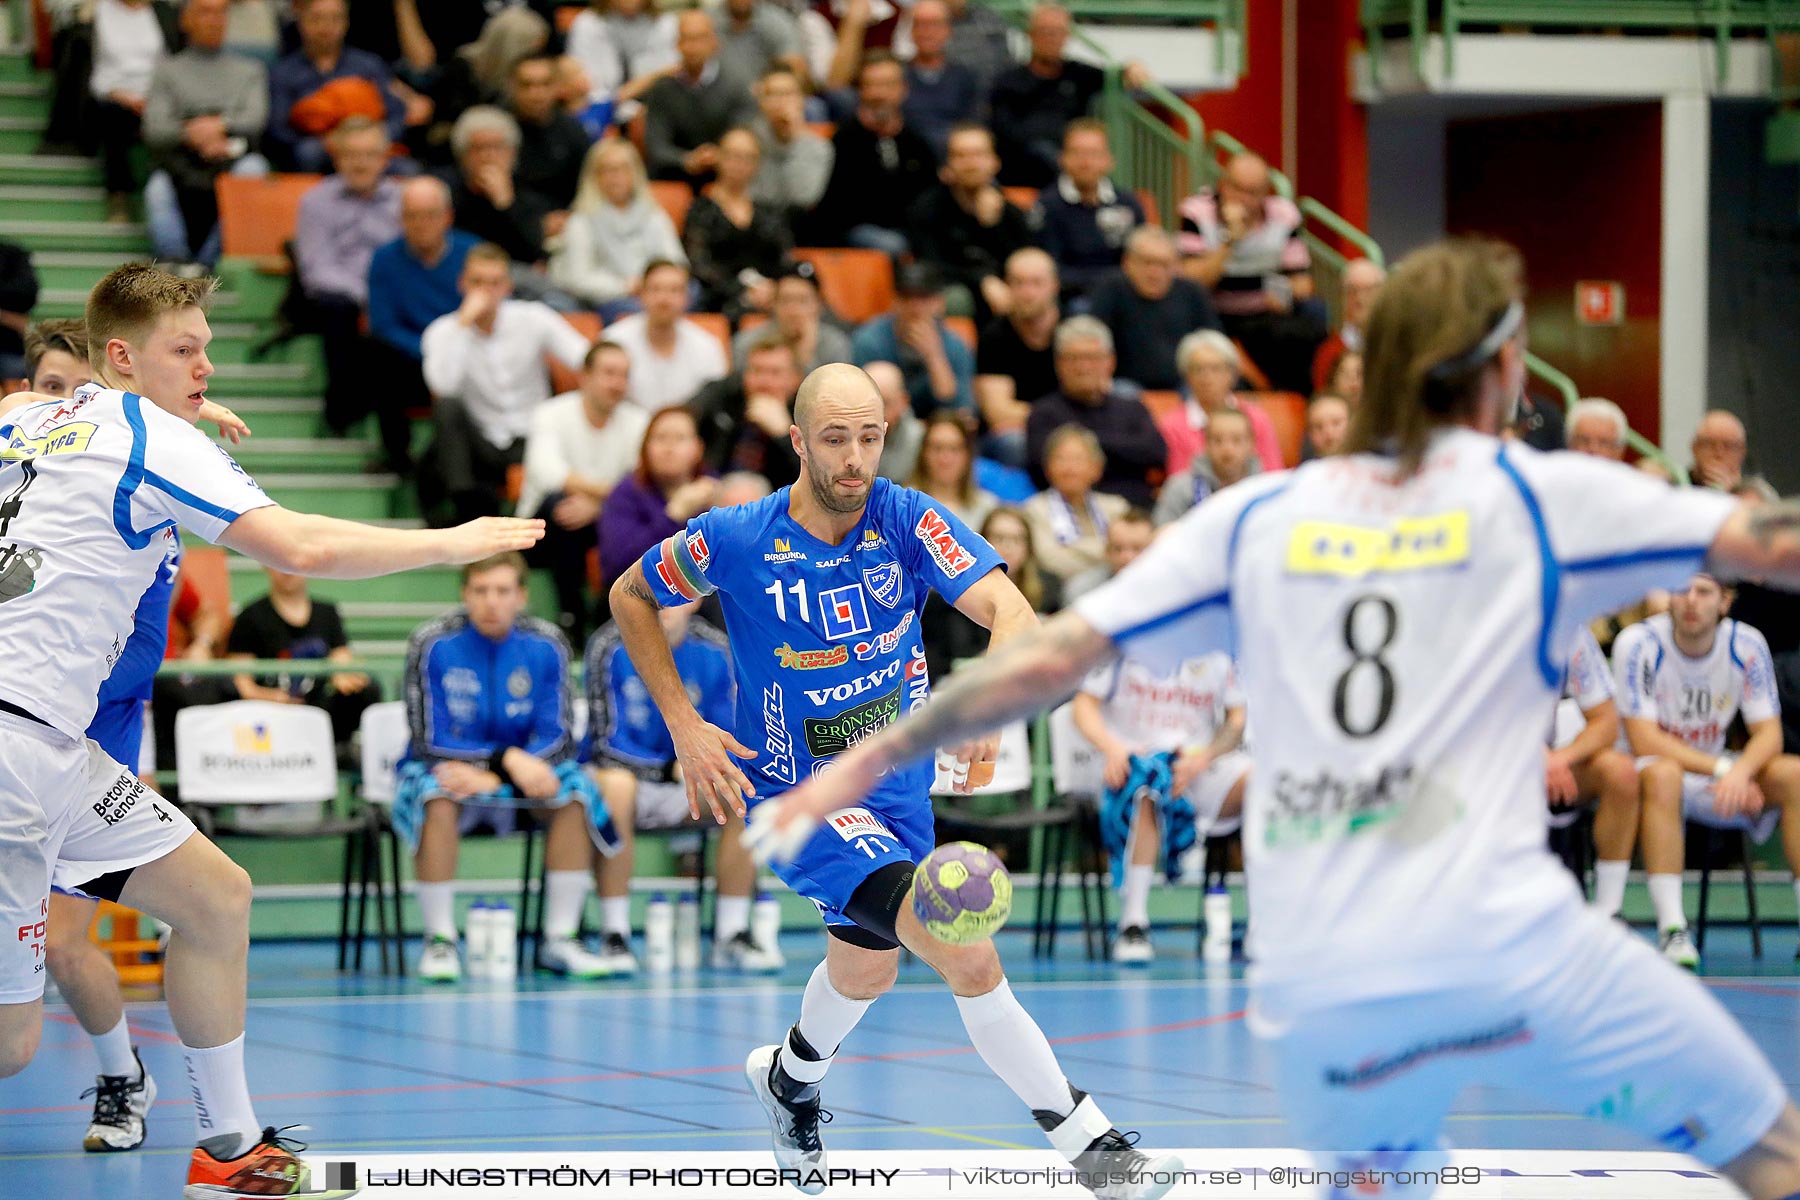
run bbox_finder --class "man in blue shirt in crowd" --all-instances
[610,362,1178,1198]
[367,176,475,448]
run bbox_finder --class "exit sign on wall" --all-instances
[1575,281,1624,325]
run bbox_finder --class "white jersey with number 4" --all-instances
[1612,613,1778,756]
[1074,428,1738,1012]
[0,384,275,737]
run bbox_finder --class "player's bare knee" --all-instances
[830,949,898,999]
[1641,758,1683,803]
[0,1018,42,1079]
[1602,753,1638,800]
[937,940,1004,996]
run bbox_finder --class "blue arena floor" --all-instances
[2,927,1796,1198]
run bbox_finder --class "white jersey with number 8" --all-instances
[1075,428,1738,1012]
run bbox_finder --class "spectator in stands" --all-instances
[584,604,781,973]
[21,319,86,398]
[1153,405,1257,527]
[974,248,1060,468]
[1566,397,1629,461]
[990,3,1139,187]
[598,406,718,591]
[851,262,975,418]
[1311,256,1383,392]
[907,410,998,528]
[517,342,650,639]
[548,139,685,321]
[1023,424,1130,584]
[1063,504,1153,600]
[1177,150,1325,394]
[1303,392,1349,460]
[730,263,852,370]
[1325,346,1362,410]
[1509,385,1565,453]
[643,10,758,185]
[267,0,405,172]
[141,0,269,269]
[1032,119,1144,299]
[901,0,981,158]
[1690,409,1750,491]
[603,260,730,411]
[91,0,178,223]
[445,106,556,267]
[899,0,1013,98]
[749,65,833,216]
[507,54,591,214]
[717,0,808,84]
[226,567,377,750]
[907,123,1032,325]
[294,117,406,467]
[983,505,1060,614]
[1024,316,1166,507]
[412,5,549,159]
[367,176,474,429]
[564,0,678,118]
[1086,227,1222,392]
[0,241,39,384]
[420,243,593,523]
[1156,329,1282,476]
[868,359,924,481]
[689,330,805,486]
[814,50,938,255]
[399,553,617,982]
[683,128,794,320]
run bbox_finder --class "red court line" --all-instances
[45,1012,183,1045]
[1709,981,1800,998]
[0,1010,1245,1116]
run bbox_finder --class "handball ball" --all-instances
[912,842,1013,945]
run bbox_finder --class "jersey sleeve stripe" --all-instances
[142,468,244,523]
[1563,545,1711,574]
[672,530,715,595]
[111,390,176,550]
[656,536,705,601]
[1495,446,1561,688]
[1107,590,1228,644]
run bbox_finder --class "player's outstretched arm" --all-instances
[219,506,544,580]
[748,609,1115,858]
[1711,498,1800,587]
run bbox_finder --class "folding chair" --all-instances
[1691,821,1764,958]
[356,700,412,973]
[1039,703,1113,960]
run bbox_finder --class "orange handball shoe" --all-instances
[184,1126,358,1198]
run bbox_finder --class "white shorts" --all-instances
[1635,756,1782,843]
[1185,749,1249,838]
[1251,907,1786,1189]
[0,713,197,1003]
[634,779,692,830]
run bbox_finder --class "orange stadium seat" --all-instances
[1138,389,1180,424]
[555,4,581,33]
[806,122,836,140]
[1003,186,1039,211]
[738,312,768,336]
[548,312,603,395]
[215,173,324,269]
[649,180,694,234]
[688,312,733,358]
[944,315,977,352]
[793,248,895,324]
[1246,391,1307,468]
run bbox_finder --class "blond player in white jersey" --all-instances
[1614,573,1800,969]
[0,263,542,1199]
[1546,624,1640,922]
[751,240,1800,1198]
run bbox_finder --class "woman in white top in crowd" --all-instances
[91,0,169,221]
[549,138,687,321]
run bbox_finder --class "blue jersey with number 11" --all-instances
[637,479,1003,807]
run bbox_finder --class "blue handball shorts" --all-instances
[757,788,936,930]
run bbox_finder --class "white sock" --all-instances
[1592,860,1630,918]
[416,881,456,939]
[544,870,590,940]
[785,960,875,1084]
[716,895,752,942]
[954,978,1072,1114]
[601,895,631,937]
[1648,873,1687,931]
[183,1033,259,1156]
[1119,864,1154,930]
[92,1015,137,1079]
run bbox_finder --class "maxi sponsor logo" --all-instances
[804,686,902,757]
[914,509,976,577]
[763,684,797,785]
[804,661,903,706]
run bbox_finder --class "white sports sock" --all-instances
[1119,864,1154,930]
[785,961,875,1084]
[92,1015,137,1079]
[600,896,631,937]
[954,978,1071,1114]
[416,881,456,939]
[1648,874,1687,931]
[1591,860,1630,918]
[183,1034,259,1156]
[716,895,751,942]
[543,870,590,940]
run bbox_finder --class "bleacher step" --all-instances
[0,153,104,187]
[0,219,147,253]
[0,116,49,155]
[255,472,398,520]
[0,183,108,221]
[214,436,379,471]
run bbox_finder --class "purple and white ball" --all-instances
[911,842,1013,945]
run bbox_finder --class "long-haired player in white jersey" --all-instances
[749,239,1800,1197]
[0,263,543,1198]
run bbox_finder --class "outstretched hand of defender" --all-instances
[744,752,880,864]
[671,718,758,824]
[199,400,251,443]
[441,517,547,562]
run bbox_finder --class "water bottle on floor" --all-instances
[489,901,519,979]
[751,892,782,954]
[466,899,494,979]
[674,894,701,970]
[645,893,674,974]
[1203,885,1232,963]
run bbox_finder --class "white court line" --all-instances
[302,1149,1738,1198]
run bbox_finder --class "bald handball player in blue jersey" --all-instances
[610,363,1181,1200]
